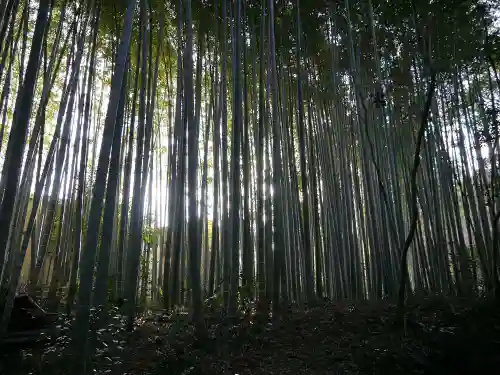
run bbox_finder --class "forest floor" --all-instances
[1,296,500,374]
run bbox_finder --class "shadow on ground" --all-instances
[1,296,499,374]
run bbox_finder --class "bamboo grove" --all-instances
[0,0,499,366]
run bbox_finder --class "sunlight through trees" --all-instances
[0,0,499,371]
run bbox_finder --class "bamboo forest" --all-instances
[0,0,500,373]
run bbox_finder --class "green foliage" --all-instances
[237,278,256,313]
[142,226,155,246]
[142,224,162,246]
[204,291,224,315]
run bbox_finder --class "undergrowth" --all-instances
[1,296,499,375]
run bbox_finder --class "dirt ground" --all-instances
[2,296,500,374]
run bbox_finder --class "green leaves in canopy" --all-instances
[55,0,499,90]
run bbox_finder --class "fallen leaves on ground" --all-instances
[2,296,500,374]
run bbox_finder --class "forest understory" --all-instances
[1,296,499,375]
